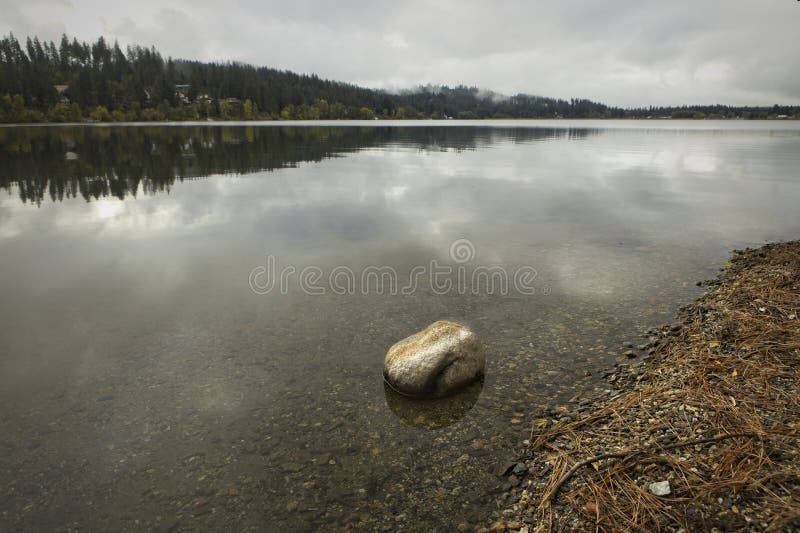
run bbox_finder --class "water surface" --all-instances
[1,120,799,531]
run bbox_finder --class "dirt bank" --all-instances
[488,241,800,532]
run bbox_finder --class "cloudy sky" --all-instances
[3,0,798,107]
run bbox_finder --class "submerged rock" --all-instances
[383,320,485,398]
[383,379,482,429]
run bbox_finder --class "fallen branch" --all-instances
[542,432,760,504]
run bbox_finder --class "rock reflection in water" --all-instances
[384,379,483,429]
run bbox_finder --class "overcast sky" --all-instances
[3,0,798,107]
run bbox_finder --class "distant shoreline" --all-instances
[2,117,799,128]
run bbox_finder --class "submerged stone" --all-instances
[383,320,485,398]
[383,380,483,429]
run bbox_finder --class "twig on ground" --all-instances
[542,432,760,505]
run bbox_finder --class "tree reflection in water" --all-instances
[0,125,594,205]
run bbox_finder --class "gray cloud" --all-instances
[1,0,798,106]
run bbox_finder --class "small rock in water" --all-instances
[383,320,485,398]
[281,461,305,473]
[648,480,672,496]
[494,461,518,477]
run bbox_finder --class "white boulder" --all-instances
[383,321,485,398]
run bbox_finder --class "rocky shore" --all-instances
[486,241,800,532]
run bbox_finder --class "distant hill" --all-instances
[0,33,797,123]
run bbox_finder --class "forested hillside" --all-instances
[1,34,797,123]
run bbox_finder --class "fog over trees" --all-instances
[1,34,797,123]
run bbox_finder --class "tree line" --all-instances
[1,33,797,123]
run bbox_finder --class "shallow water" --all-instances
[1,120,799,530]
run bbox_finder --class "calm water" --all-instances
[1,120,799,531]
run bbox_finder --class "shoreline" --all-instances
[487,241,800,532]
[1,118,799,132]
[1,117,799,127]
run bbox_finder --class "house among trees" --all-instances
[174,84,191,105]
[222,97,242,115]
[53,84,70,104]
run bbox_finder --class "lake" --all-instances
[1,120,799,531]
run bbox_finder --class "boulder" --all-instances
[383,320,485,398]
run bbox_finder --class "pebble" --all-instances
[494,462,518,477]
[648,480,672,496]
[281,462,304,473]
[489,520,506,533]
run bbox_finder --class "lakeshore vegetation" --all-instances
[1,33,798,124]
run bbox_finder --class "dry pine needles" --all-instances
[521,242,800,532]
